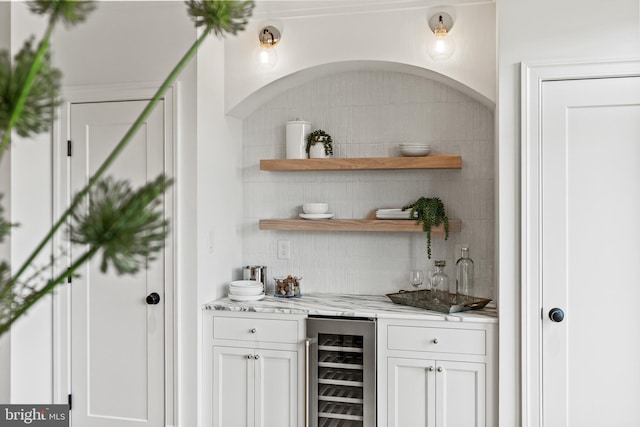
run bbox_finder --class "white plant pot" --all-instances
[309,143,329,159]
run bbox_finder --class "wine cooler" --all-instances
[306,316,376,427]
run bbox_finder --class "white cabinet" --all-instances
[203,311,306,427]
[379,318,497,427]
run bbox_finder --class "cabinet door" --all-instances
[213,346,254,427]
[435,360,485,427]
[254,349,299,427]
[387,357,436,427]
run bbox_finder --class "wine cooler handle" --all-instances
[304,337,317,427]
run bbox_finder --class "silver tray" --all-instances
[386,289,492,314]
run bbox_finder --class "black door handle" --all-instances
[146,292,161,305]
[549,307,564,322]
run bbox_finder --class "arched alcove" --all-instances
[227,60,495,119]
[239,64,495,299]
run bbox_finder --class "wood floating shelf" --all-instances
[259,155,462,171]
[259,219,461,233]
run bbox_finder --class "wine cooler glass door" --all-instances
[307,317,376,427]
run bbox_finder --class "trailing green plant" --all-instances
[0,0,254,336]
[402,196,449,259]
[306,129,333,156]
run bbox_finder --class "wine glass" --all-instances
[409,270,424,291]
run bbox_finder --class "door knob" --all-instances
[549,307,564,322]
[146,292,161,305]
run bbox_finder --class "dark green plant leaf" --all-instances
[70,175,172,275]
[0,197,18,244]
[185,0,254,37]
[0,261,13,335]
[28,0,96,27]
[0,39,62,139]
[402,196,449,259]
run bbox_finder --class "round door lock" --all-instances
[549,307,565,322]
[146,292,161,305]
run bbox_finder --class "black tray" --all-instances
[386,289,492,314]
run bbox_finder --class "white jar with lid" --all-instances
[286,118,310,159]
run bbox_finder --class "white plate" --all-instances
[228,293,265,302]
[299,213,334,220]
[229,280,262,288]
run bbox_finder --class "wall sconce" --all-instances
[427,13,455,60]
[257,25,281,69]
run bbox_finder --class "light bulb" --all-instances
[428,34,455,60]
[257,25,281,70]
[427,14,455,60]
[257,46,278,69]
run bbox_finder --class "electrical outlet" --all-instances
[208,231,215,254]
[277,239,291,260]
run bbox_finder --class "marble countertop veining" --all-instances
[203,293,498,323]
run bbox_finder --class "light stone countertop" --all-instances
[203,293,498,324]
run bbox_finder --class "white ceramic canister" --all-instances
[286,118,311,159]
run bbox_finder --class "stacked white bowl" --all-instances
[399,143,431,157]
[228,280,265,301]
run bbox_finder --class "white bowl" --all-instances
[400,143,431,147]
[400,146,431,156]
[229,286,264,296]
[303,202,329,214]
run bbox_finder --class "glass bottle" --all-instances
[430,260,449,303]
[456,247,474,303]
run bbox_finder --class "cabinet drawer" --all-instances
[387,325,485,355]
[213,316,299,344]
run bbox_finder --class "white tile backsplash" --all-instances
[241,70,495,299]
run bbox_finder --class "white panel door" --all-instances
[435,360,485,427]
[541,76,640,427]
[255,349,298,427]
[69,100,165,427]
[213,346,253,427]
[387,357,436,427]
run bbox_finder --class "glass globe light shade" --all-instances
[427,33,455,60]
[257,46,278,69]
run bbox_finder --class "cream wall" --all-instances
[497,0,640,425]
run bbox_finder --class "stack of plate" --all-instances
[375,208,417,220]
[399,143,431,157]
[228,280,265,301]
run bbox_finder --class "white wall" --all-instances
[241,69,495,298]
[0,0,11,404]
[194,30,244,427]
[225,2,496,117]
[496,0,640,425]
[9,2,53,404]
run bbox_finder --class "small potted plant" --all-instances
[306,129,333,159]
[402,196,449,259]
